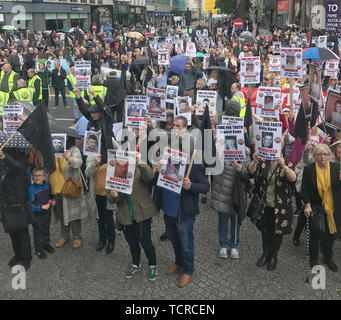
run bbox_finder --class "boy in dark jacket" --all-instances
[28,167,55,259]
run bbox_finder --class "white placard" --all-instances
[147,87,167,121]
[157,147,188,194]
[51,133,66,158]
[240,57,261,84]
[254,120,282,160]
[195,90,217,116]
[216,123,246,161]
[185,42,196,58]
[158,49,170,65]
[273,41,281,55]
[149,41,157,51]
[105,149,136,195]
[83,131,101,157]
[166,85,179,104]
[125,95,148,128]
[203,54,210,70]
[175,96,192,126]
[280,48,303,79]
[2,104,23,134]
[269,55,281,72]
[174,40,184,53]
[217,28,223,35]
[74,60,91,90]
[221,116,244,126]
[256,87,281,119]
[325,59,339,77]
[318,36,327,48]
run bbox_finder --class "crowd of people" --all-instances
[0,17,340,290]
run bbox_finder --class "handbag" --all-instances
[3,204,31,232]
[310,206,328,234]
[61,178,83,199]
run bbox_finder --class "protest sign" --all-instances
[157,148,188,194]
[273,41,281,54]
[318,35,327,48]
[125,95,148,128]
[196,90,217,116]
[105,150,136,195]
[147,87,167,121]
[256,87,281,119]
[203,54,210,70]
[51,133,66,158]
[75,60,91,90]
[325,89,341,130]
[300,84,311,119]
[158,49,170,65]
[149,41,158,51]
[280,48,303,79]
[325,59,339,77]
[83,131,101,157]
[166,85,179,104]
[174,40,184,53]
[185,42,196,58]
[240,57,261,84]
[217,28,223,35]
[216,121,246,161]
[308,64,322,104]
[2,104,23,134]
[254,120,282,160]
[175,96,192,125]
[221,116,244,125]
[269,55,281,72]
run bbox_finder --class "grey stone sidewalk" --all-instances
[0,199,340,300]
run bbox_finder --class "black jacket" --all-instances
[51,67,67,89]
[104,75,126,106]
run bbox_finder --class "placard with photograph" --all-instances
[254,120,282,160]
[125,95,148,128]
[185,42,197,58]
[203,54,210,70]
[280,48,302,79]
[256,87,281,119]
[157,148,188,194]
[149,41,158,51]
[240,57,261,84]
[300,84,311,119]
[146,87,167,121]
[2,104,23,134]
[195,90,217,116]
[216,123,246,161]
[83,131,101,157]
[273,41,281,54]
[308,64,322,104]
[51,133,66,158]
[325,89,341,130]
[105,149,136,195]
[318,35,327,48]
[166,85,179,104]
[174,40,184,53]
[74,60,91,90]
[175,96,192,126]
[158,49,170,65]
[269,55,281,72]
[325,59,339,77]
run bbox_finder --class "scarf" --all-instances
[315,162,337,234]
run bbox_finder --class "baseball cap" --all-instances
[169,75,179,81]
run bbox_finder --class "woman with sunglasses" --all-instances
[328,77,340,92]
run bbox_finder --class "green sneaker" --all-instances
[148,265,158,281]
[125,264,141,279]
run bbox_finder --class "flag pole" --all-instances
[289,79,294,113]
[0,131,18,151]
[185,149,197,179]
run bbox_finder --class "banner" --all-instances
[51,133,66,158]
[83,131,101,157]
[175,96,192,126]
[2,104,23,134]
[325,0,341,38]
[254,120,282,160]
[125,95,148,128]
[280,48,302,79]
[269,55,281,72]
[195,90,217,116]
[75,60,91,90]
[325,89,341,130]
[158,49,170,65]
[105,149,136,195]
[240,57,261,84]
[157,148,188,194]
[216,121,246,161]
[256,87,281,119]
[147,87,167,121]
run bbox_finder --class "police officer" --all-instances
[0,90,10,116]
[0,63,19,94]
[67,66,83,119]
[13,79,34,105]
[27,68,42,106]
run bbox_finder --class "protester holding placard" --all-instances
[108,151,158,281]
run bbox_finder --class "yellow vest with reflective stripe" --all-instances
[67,74,77,98]
[13,87,34,105]
[87,86,107,105]
[0,91,9,116]
[28,75,42,100]
[0,70,17,93]
[231,93,246,118]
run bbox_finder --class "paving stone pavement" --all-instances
[0,196,340,300]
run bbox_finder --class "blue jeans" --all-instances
[164,214,195,275]
[71,97,80,119]
[218,212,240,249]
[54,87,67,106]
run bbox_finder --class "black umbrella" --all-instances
[47,114,81,139]
[239,31,256,43]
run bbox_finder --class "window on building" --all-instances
[90,0,96,4]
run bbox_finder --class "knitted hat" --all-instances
[224,100,241,117]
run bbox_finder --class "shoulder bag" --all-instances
[61,178,83,199]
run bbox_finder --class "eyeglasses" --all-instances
[330,79,337,81]
[316,153,330,157]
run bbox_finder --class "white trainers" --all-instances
[219,247,228,259]
[230,248,239,259]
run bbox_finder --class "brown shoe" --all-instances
[55,238,68,248]
[73,239,82,249]
[165,263,181,275]
[178,274,192,288]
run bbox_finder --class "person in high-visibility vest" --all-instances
[0,63,19,94]
[0,90,10,116]
[67,66,84,119]
[86,75,107,106]
[12,79,34,105]
[230,83,246,118]
[27,68,42,106]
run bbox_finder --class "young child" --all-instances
[28,167,56,259]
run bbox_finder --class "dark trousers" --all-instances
[309,229,335,262]
[294,210,306,238]
[123,218,156,266]
[261,207,283,255]
[9,227,32,262]
[32,211,51,252]
[42,89,49,109]
[95,195,115,244]
[110,102,124,122]
[54,87,67,106]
